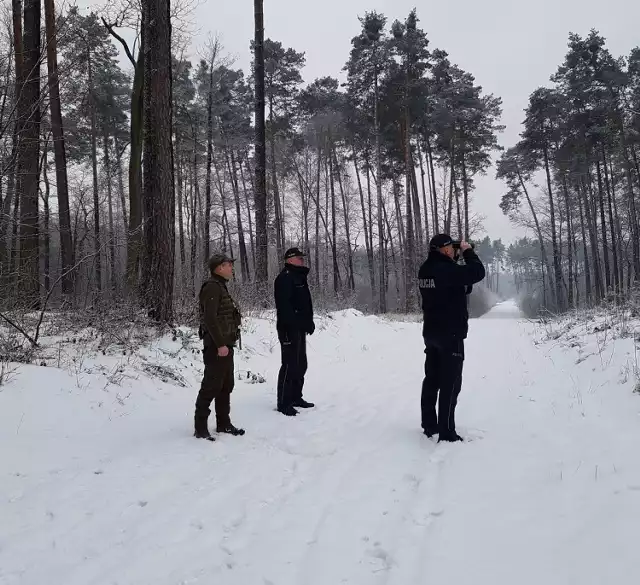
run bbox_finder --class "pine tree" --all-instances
[141,0,175,321]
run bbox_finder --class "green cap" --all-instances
[208,252,235,273]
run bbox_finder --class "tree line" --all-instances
[0,1,504,324]
[498,30,640,313]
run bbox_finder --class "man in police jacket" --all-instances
[418,234,486,442]
[274,248,316,416]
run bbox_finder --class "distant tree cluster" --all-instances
[498,31,640,313]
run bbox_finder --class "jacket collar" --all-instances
[427,250,456,265]
[209,274,230,286]
[284,264,310,277]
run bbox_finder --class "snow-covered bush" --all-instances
[468,284,499,318]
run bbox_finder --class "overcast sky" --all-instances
[87,0,640,242]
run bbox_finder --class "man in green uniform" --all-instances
[194,253,245,441]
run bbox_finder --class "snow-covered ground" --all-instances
[1,301,640,585]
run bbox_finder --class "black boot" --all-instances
[438,431,463,443]
[293,399,314,408]
[217,422,245,436]
[423,426,438,438]
[278,405,298,417]
[194,409,215,441]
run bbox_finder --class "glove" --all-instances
[307,322,316,335]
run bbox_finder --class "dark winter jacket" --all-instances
[274,264,315,335]
[199,275,241,348]
[418,249,485,340]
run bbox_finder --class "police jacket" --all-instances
[418,249,485,340]
[274,264,315,334]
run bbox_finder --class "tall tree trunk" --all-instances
[333,147,354,291]
[410,147,426,252]
[229,150,250,281]
[114,136,128,230]
[42,148,50,294]
[393,180,405,259]
[382,199,400,307]
[10,0,24,290]
[374,66,386,312]
[142,0,175,321]
[268,97,284,260]
[20,0,41,308]
[204,62,214,265]
[253,0,267,287]
[577,183,592,305]
[585,173,604,302]
[103,130,117,293]
[628,146,640,281]
[364,152,374,257]
[314,174,320,288]
[602,147,620,295]
[127,42,144,291]
[560,174,574,307]
[446,141,455,233]
[176,149,186,279]
[239,158,255,269]
[323,160,330,292]
[403,120,415,312]
[87,46,102,294]
[10,188,20,278]
[454,176,463,239]
[425,135,438,232]
[461,153,471,240]
[543,144,563,310]
[295,154,310,260]
[1,129,18,281]
[191,136,199,292]
[417,142,430,240]
[327,141,340,295]
[354,151,375,299]
[595,160,611,294]
[44,0,73,296]
[302,161,310,261]
[608,156,624,291]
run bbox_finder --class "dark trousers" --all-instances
[195,344,235,428]
[421,337,465,435]
[277,329,308,410]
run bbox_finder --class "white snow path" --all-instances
[1,302,640,584]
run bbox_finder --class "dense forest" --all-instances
[1,0,637,330]
[0,0,505,327]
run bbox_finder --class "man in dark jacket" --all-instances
[274,247,315,416]
[194,253,245,441]
[418,234,486,442]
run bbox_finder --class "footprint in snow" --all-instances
[403,473,421,490]
[367,545,395,571]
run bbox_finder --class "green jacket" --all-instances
[199,276,241,348]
